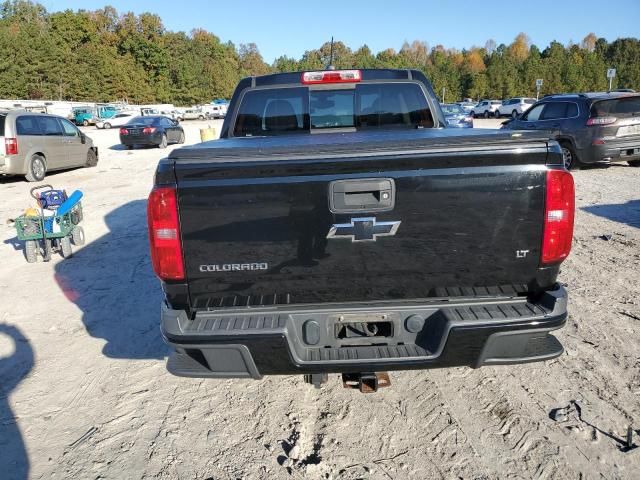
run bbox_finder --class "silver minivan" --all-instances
[0,111,98,182]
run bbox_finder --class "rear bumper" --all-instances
[120,133,162,146]
[161,286,568,379]
[580,137,640,164]
[0,155,26,175]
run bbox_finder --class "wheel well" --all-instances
[33,152,46,165]
[556,137,575,149]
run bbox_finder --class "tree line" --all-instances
[1,1,638,105]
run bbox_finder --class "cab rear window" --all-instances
[591,96,640,117]
[0,115,5,136]
[233,82,433,137]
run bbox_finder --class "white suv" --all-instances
[495,98,537,118]
[470,100,502,118]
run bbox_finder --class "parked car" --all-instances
[72,107,95,126]
[495,97,537,118]
[502,92,640,169]
[441,103,473,128]
[182,109,206,120]
[470,100,502,118]
[0,111,98,182]
[96,112,136,129]
[119,115,184,149]
[95,104,118,121]
[456,101,476,113]
[204,104,227,119]
[150,68,573,389]
[161,110,183,121]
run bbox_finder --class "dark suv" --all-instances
[502,93,640,170]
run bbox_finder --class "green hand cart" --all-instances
[14,185,85,263]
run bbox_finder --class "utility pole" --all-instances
[536,79,543,101]
[607,68,616,92]
[442,87,446,104]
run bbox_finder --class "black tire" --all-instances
[158,134,167,149]
[469,111,475,118]
[43,239,52,262]
[628,159,640,167]
[86,149,98,167]
[25,155,46,182]
[494,110,501,118]
[60,236,72,258]
[198,115,205,120]
[104,122,111,129]
[512,110,519,119]
[82,119,89,127]
[483,110,490,118]
[24,240,38,263]
[126,145,134,150]
[178,131,185,144]
[71,226,85,246]
[560,142,581,170]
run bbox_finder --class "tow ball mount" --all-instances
[342,372,391,393]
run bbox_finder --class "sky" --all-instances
[43,0,640,63]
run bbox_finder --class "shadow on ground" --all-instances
[0,324,34,480]
[53,200,167,359]
[108,144,158,151]
[582,199,640,229]
[0,169,71,184]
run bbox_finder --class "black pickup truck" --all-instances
[148,69,575,390]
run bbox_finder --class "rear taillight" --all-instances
[119,128,128,135]
[147,186,184,281]
[143,127,156,134]
[5,137,17,155]
[586,116,616,126]
[301,69,362,84]
[541,170,575,265]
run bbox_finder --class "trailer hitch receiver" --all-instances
[342,372,391,393]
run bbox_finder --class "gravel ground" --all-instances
[0,119,639,479]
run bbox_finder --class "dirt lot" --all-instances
[0,119,639,479]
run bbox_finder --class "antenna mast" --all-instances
[327,37,336,70]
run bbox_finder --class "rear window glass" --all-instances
[591,96,640,116]
[127,116,158,125]
[0,115,5,136]
[16,116,41,135]
[311,90,354,128]
[233,83,433,137]
[541,102,577,120]
[234,87,308,136]
[356,83,433,130]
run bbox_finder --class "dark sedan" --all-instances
[441,103,473,128]
[119,115,185,149]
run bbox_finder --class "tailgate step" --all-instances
[306,344,429,362]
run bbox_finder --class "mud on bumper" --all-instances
[161,286,568,379]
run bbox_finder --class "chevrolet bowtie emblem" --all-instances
[327,217,401,242]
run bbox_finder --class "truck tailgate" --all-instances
[171,130,553,310]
